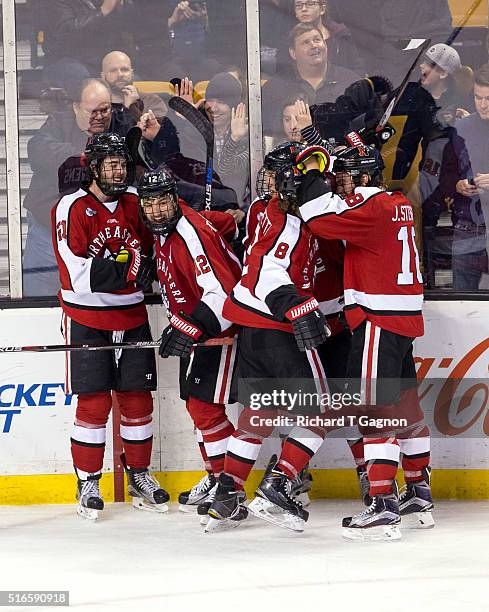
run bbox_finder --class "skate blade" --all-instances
[200,514,209,526]
[342,523,402,542]
[179,503,199,513]
[296,492,311,507]
[131,497,169,513]
[247,497,305,533]
[401,511,435,529]
[77,506,100,521]
[204,516,243,533]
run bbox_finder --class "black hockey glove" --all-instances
[135,255,157,292]
[285,297,331,351]
[159,313,205,358]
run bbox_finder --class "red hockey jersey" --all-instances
[51,186,153,331]
[155,203,241,336]
[242,197,267,266]
[300,186,424,338]
[224,196,317,332]
[315,238,345,336]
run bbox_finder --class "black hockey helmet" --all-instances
[138,167,181,236]
[84,132,132,197]
[256,141,307,200]
[333,144,384,194]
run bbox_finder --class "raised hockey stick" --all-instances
[375,38,432,135]
[168,96,215,210]
[446,0,483,46]
[0,337,234,354]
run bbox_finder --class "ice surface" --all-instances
[1,500,488,612]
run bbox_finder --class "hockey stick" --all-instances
[168,96,214,210]
[375,38,432,134]
[446,0,483,46]
[0,337,234,354]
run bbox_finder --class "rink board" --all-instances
[0,301,488,503]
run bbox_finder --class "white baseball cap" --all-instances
[424,43,462,75]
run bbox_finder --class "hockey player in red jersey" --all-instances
[51,133,169,520]
[294,143,433,540]
[204,142,334,532]
[137,167,242,515]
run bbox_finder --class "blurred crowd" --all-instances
[20,0,489,294]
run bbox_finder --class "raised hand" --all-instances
[231,102,248,143]
[138,110,160,142]
[121,84,140,108]
[294,99,313,132]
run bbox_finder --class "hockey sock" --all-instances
[347,437,366,470]
[398,437,431,483]
[116,391,153,468]
[71,392,112,473]
[277,426,325,479]
[364,437,400,496]
[196,429,212,473]
[186,397,235,476]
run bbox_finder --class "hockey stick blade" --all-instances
[168,96,214,146]
[0,337,234,354]
[376,38,432,131]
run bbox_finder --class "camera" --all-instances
[188,1,206,9]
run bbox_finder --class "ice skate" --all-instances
[248,468,309,532]
[204,473,248,533]
[357,467,372,506]
[291,465,313,507]
[76,472,104,521]
[197,482,218,526]
[399,467,434,529]
[342,492,402,541]
[178,473,217,513]
[121,454,169,513]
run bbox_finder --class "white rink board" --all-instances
[0,301,488,476]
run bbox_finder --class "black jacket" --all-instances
[24,111,131,227]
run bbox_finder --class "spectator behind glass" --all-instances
[261,23,359,137]
[41,0,138,88]
[101,51,168,126]
[22,79,128,296]
[276,0,364,75]
[391,45,470,287]
[327,0,452,83]
[445,64,489,290]
[167,1,221,81]
[277,96,335,151]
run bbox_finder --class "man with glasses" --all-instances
[23,78,133,296]
[279,0,363,74]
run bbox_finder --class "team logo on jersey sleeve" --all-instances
[85,207,97,217]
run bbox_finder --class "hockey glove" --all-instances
[285,297,331,351]
[159,313,205,358]
[116,247,154,289]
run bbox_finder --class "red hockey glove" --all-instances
[159,313,205,358]
[285,297,331,351]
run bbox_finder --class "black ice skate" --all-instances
[76,472,104,521]
[205,473,248,533]
[248,468,309,532]
[179,473,217,513]
[357,467,372,506]
[399,467,434,529]
[342,491,402,541]
[121,454,169,513]
[291,465,313,507]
